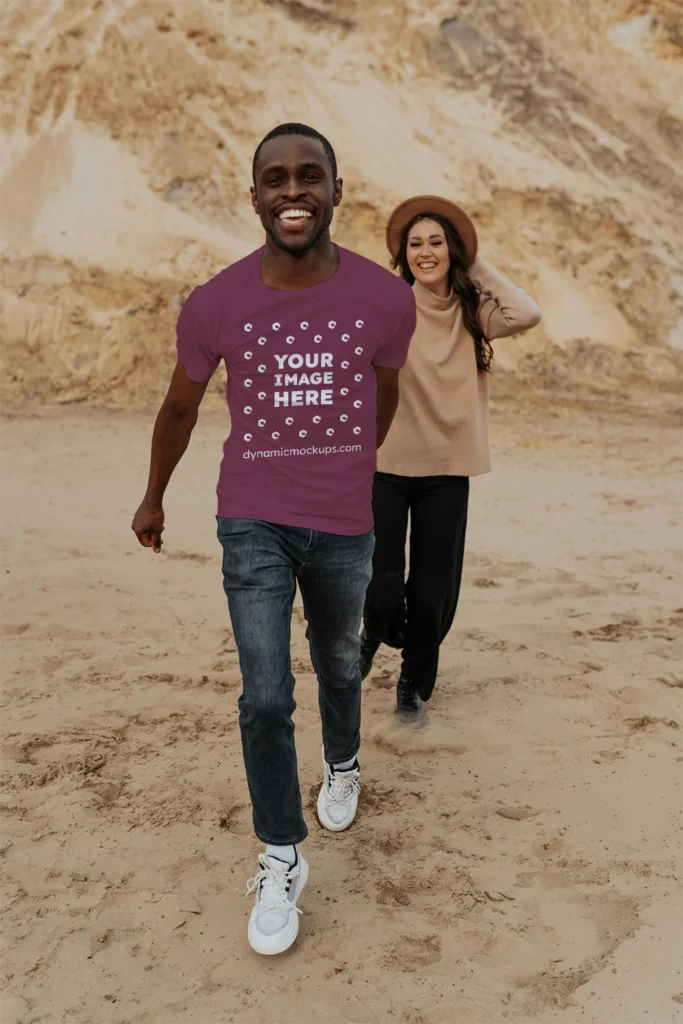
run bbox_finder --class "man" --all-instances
[132,123,416,955]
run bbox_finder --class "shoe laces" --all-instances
[245,854,302,914]
[328,766,360,804]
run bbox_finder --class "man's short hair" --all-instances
[252,123,338,183]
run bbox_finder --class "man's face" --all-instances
[251,135,342,255]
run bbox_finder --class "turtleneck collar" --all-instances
[412,277,458,313]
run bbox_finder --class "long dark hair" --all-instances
[393,213,493,373]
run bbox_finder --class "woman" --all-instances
[361,195,542,721]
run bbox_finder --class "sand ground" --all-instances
[1,399,682,1024]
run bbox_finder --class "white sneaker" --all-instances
[317,755,360,832]
[246,851,309,955]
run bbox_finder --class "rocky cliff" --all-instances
[1,0,681,404]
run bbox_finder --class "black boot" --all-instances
[359,632,380,681]
[396,676,425,723]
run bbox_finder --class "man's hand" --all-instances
[132,499,165,553]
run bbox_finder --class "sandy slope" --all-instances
[1,400,681,1024]
[1,0,682,404]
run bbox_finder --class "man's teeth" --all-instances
[279,210,313,220]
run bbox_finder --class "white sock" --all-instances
[265,843,296,866]
[332,756,357,772]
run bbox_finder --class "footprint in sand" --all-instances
[658,673,683,688]
[495,805,540,821]
[381,932,441,971]
[217,801,252,835]
[1,622,31,636]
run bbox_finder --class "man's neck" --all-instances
[260,233,339,291]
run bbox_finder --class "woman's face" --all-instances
[406,218,451,294]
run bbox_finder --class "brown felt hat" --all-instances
[386,194,478,266]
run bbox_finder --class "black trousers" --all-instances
[363,472,469,701]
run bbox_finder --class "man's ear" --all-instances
[250,185,259,215]
[333,177,343,208]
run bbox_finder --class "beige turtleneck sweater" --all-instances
[377,259,542,478]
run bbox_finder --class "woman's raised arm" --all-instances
[471,258,542,340]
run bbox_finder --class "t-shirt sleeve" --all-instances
[373,286,417,369]
[176,286,221,383]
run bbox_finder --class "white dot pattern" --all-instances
[238,312,372,447]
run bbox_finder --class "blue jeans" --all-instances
[217,518,374,845]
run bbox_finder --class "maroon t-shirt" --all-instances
[176,246,416,535]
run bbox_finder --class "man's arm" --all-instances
[374,365,400,449]
[131,362,209,552]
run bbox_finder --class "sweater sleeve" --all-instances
[471,258,542,341]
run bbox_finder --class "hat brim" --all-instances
[386,195,478,266]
